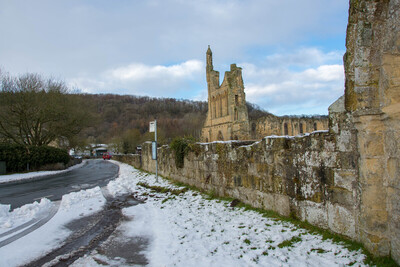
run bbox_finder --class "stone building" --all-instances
[201,46,329,142]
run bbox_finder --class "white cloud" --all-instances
[108,60,202,81]
[299,65,344,82]
[265,48,343,67]
[69,60,204,97]
[242,49,345,115]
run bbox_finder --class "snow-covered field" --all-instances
[0,161,368,266]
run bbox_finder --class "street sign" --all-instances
[152,141,157,160]
[149,121,155,132]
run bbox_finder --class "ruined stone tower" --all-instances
[201,46,250,142]
[201,47,329,142]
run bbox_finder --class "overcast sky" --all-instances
[0,0,349,115]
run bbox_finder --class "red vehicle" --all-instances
[102,152,112,160]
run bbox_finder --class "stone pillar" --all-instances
[344,0,400,262]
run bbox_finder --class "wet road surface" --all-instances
[23,194,148,267]
[0,160,119,209]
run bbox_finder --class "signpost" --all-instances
[149,120,158,182]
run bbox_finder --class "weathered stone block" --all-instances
[333,170,357,191]
[338,152,358,170]
[274,194,291,217]
[328,203,356,239]
[387,157,400,188]
[359,134,384,157]
[299,201,328,229]
[329,187,354,209]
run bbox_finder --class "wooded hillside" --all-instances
[72,94,271,153]
[72,94,207,152]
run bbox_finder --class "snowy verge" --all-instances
[0,186,106,267]
[0,198,55,236]
[76,161,368,267]
[0,160,87,184]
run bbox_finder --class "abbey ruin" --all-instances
[201,46,329,142]
[116,0,400,264]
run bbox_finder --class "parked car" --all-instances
[103,152,112,160]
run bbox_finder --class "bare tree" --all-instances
[0,72,90,149]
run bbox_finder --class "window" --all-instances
[299,123,303,134]
[225,95,229,115]
[284,123,288,135]
[219,96,222,117]
[213,98,216,118]
[314,122,317,131]
[235,95,239,105]
[252,123,256,132]
[218,131,224,141]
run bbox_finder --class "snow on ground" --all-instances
[0,160,87,184]
[0,198,54,235]
[73,161,368,267]
[0,187,106,267]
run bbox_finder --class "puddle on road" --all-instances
[96,231,149,265]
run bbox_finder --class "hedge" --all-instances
[0,144,70,173]
[170,136,195,168]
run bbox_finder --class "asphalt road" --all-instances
[0,160,119,209]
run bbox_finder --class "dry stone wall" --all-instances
[113,154,141,170]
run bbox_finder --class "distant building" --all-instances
[201,46,328,142]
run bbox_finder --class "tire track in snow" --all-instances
[0,201,60,248]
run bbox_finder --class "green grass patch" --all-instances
[310,248,327,254]
[277,236,302,248]
[137,182,188,195]
[161,196,175,204]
